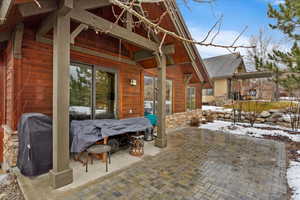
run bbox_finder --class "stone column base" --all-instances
[155,136,167,148]
[49,168,73,189]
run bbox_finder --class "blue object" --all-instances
[144,113,157,126]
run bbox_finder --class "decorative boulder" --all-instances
[257,118,266,123]
[271,112,282,118]
[269,109,281,113]
[260,111,271,118]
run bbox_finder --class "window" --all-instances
[70,63,92,120]
[202,88,214,96]
[144,76,173,115]
[69,63,116,120]
[187,87,196,110]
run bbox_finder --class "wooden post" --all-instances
[155,53,167,148]
[49,13,73,189]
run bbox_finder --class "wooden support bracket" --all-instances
[70,23,88,44]
[184,73,193,85]
[13,23,24,59]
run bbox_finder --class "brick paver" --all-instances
[59,128,287,200]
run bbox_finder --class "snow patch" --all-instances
[288,161,300,200]
[200,120,300,200]
[202,106,232,112]
[200,120,300,142]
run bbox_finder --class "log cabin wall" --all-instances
[3,23,203,132]
[145,67,203,114]
[3,25,145,130]
[188,83,202,109]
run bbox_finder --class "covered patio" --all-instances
[0,0,209,189]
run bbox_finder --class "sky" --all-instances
[178,0,286,59]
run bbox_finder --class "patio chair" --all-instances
[85,144,111,173]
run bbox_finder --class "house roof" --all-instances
[203,53,245,79]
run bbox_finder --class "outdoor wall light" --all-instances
[130,79,137,86]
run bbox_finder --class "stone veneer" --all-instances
[166,109,202,129]
[2,125,18,171]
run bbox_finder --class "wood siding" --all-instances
[145,66,203,114]
[2,25,203,132]
[0,52,4,163]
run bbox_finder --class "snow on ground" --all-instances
[202,105,232,112]
[200,120,300,200]
[288,161,300,200]
[200,120,300,142]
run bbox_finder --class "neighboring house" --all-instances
[0,0,210,188]
[202,53,247,104]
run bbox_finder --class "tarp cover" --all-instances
[70,117,152,153]
[17,113,52,176]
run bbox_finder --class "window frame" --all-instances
[144,75,173,115]
[203,88,214,96]
[186,86,196,111]
[70,61,119,120]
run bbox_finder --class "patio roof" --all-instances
[232,71,273,79]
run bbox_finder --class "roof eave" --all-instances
[166,0,212,87]
[0,0,14,25]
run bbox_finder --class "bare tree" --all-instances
[245,29,284,100]
[286,100,300,132]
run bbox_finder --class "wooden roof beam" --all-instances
[0,0,14,25]
[36,0,73,37]
[134,44,175,62]
[17,0,110,18]
[70,23,88,44]
[18,0,58,17]
[70,8,158,51]
[74,0,111,10]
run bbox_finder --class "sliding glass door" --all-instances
[69,63,93,120]
[69,63,116,121]
[94,69,115,119]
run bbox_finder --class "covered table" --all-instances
[70,117,152,153]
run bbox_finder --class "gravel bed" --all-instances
[0,174,24,200]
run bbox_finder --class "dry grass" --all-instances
[224,101,297,112]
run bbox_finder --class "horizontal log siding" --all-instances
[5,28,144,126]
[188,83,202,109]
[145,66,187,113]
[4,26,203,131]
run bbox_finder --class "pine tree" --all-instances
[256,0,300,98]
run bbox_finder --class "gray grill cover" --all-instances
[70,117,152,153]
[17,113,52,176]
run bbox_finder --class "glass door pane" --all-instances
[144,76,155,114]
[166,80,173,115]
[69,63,92,120]
[94,69,115,119]
[187,87,196,110]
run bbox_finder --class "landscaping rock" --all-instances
[260,111,271,118]
[271,113,282,118]
[269,109,281,113]
[257,118,266,123]
[224,114,231,119]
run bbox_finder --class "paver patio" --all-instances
[47,128,287,200]
[18,128,288,200]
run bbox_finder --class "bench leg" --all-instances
[108,152,111,164]
[86,154,89,173]
[106,152,108,172]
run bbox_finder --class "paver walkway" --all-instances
[57,128,288,200]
